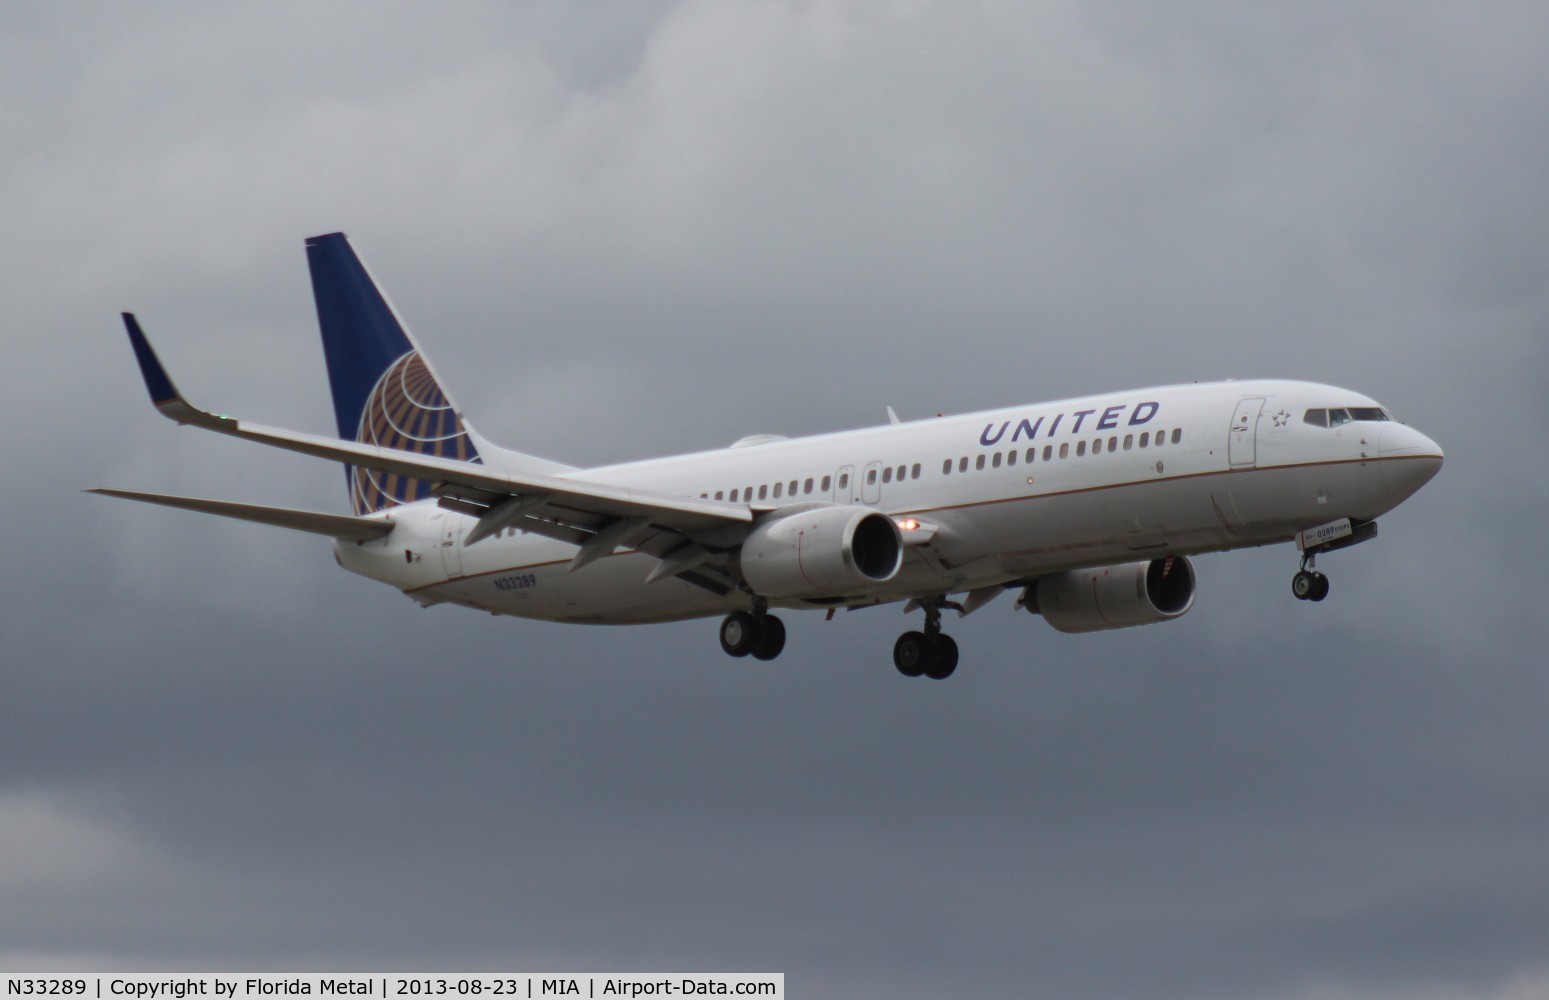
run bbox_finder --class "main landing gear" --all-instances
[893,599,958,680]
[1291,553,1331,602]
[719,599,787,661]
[717,597,961,678]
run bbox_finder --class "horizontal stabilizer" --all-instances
[87,489,394,541]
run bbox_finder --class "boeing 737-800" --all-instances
[94,233,1444,679]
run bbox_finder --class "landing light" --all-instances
[896,518,920,531]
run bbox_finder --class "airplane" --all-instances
[93,232,1444,680]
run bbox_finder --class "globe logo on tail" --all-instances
[350,351,480,515]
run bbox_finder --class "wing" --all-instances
[113,314,753,588]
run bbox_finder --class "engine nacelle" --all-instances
[739,505,903,600]
[1023,556,1195,634]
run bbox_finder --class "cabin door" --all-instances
[1229,397,1265,468]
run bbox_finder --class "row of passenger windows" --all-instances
[943,427,1183,474]
[706,474,829,504]
[697,464,921,503]
[695,428,1184,503]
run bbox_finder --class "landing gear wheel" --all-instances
[719,611,758,657]
[923,634,958,680]
[1293,570,1331,602]
[893,631,929,678]
[751,615,787,660]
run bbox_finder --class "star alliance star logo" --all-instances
[1272,409,1291,428]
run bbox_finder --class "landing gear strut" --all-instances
[719,598,786,660]
[893,599,959,680]
[1291,553,1330,602]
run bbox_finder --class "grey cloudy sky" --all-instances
[5,2,1548,996]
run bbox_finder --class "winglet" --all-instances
[122,313,180,406]
[120,313,220,426]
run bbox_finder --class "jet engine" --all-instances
[739,505,903,599]
[1022,556,1195,633]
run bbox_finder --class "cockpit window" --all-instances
[1304,406,1390,428]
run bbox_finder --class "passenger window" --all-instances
[730,489,739,502]
[1303,408,1328,428]
[975,455,986,471]
[1007,450,1017,466]
[1026,448,1036,464]
[867,469,877,485]
[942,459,952,475]
[700,493,707,499]
[822,475,832,491]
[959,457,968,473]
[1171,429,1182,444]
[790,480,798,494]
[838,473,848,489]
[1043,445,1053,461]
[715,491,724,500]
[804,478,814,494]
[911,463,920,479]
[1154,431,1165,447]
[1109,436,1118,452]
[1123,434,1133,450]
[1076,441,1086,457]
[773,482,783,498]
[992,452,1002,468]
[882,467,892,484]
[1059,443,1069,459]
[1091,439,1101,455]
[758,485,768,500]
[1139,432,1150,448]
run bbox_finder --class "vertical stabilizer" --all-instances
[305,232,481,515]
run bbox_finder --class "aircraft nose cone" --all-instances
[1379,423,1444,459]
[1379,424,1443,498]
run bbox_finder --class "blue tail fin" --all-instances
[305,232,481,515]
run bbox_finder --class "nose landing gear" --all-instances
[1291,518,1381,603]
[1292,554,1330,602]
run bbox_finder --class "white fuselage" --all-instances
[334,379,1443,623]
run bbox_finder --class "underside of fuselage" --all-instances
[338,450,1443,626]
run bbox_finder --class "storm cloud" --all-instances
[4,3,1548,997]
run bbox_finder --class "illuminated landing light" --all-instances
[894,516,937,544]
